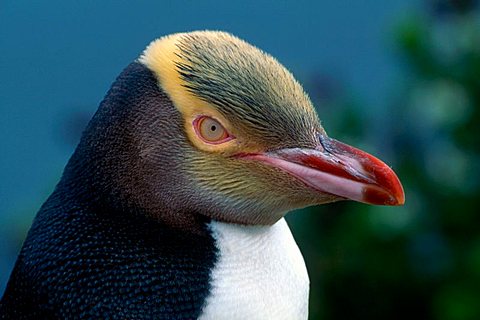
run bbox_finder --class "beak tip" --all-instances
[387,173,406,206]
[385,176,405,206]
[362,171,405,206]
[362,189,405,206]
[393,188,406,206]
[395,189,406,206]
[388,194,405,206]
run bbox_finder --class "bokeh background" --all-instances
[1,1,479,319]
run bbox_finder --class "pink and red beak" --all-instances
[239,136,404,206]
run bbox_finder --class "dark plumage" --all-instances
[1,63,217,319]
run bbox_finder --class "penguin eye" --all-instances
[194,116,232,144]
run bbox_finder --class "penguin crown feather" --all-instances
[140,31,322,151]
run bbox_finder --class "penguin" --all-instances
[0,31,404,319]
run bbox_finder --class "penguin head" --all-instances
[135,31,404,225]
[71,31,403,228]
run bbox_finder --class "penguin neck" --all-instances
[200,218,310,319]
[52,172,211,237]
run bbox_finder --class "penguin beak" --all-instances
[239,136,405,206]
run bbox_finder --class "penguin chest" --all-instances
[199,218,310,320]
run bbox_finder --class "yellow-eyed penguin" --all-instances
[0,31,404,319]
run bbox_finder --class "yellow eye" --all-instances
[194,116,232,144]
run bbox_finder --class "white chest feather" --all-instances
[199,218,310,320]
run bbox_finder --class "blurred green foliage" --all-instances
[288,1,480,319]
